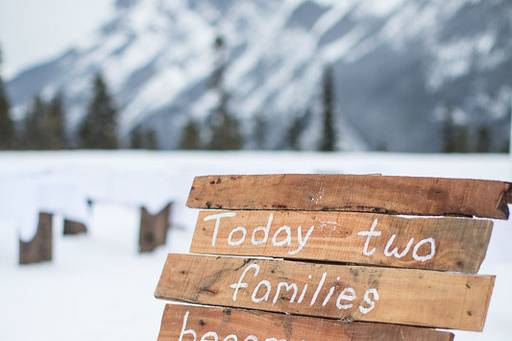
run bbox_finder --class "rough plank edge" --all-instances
[186,174,512,219]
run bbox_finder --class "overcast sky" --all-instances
[0,0,114,78]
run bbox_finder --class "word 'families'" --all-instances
[230,263,379,314]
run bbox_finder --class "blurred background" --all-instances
[0,0,511,340]
[1,0,512,152]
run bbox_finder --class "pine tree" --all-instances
[130,126,158,149]
[442,105,456,153]
[504,99,512,154]
[23,95,47,149]
[209,35,226,90]
[253,114,267,150]
[286,112,306,150]
[209,114,242,150]
[208,93,243,150]
[45,92,67,149]
[207,35,243,150]
[79,73,118,149]
[476,125,491,153]
[144,129,158,150]
[0,45,16,149]
[319,65,337,151]
[179,118,201,150]
[454,124,469,153]
[375,142,388,151]
[500,140,509,153]
[442,105,471,153]
[130,127,143,149]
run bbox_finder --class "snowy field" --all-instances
[0,151,511,340]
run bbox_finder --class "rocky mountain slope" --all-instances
[7,0,512,151]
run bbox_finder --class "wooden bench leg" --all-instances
[63,218,88,235]
[19,212,53,265]
[138,202,173,253]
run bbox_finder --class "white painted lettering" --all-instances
[336,287,356,310]
[384,235,414,259]
[252,213,273,246]
[322,277,341,307]
[297,275,312,304]
[178,311,196,341]
[228,226,247,246]
[310,272,327,306]
[229,263,260,301]
[272,225,291,247]
[252,280,272,303]
[289,225,315,255]
[359,288,379,314]
[204,212,237,247]
[412,237,436,262]
[273,282,298,304]
[201,331,219,341]
[357,219,381,256]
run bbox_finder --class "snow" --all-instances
[0,151,511,340]
[354,0,406,18]
[313,1,355,36]
[8,0,512,152]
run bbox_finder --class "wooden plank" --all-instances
[155,253,495,331]
[158,303,454,341]
[191,210,493,273]
[186,174,512,219]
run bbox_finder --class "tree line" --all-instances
[440,104,510,153]
[0,38,339,151]
[0,41,509,152]
[0,70,122,150]
[177,35,338,151]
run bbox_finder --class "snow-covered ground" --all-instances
[0,151,510,340]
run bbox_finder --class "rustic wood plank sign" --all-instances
[155,253,495,331]
[153,174,503,339]
[187,174,512,219]
[158,303,455,341]
[191,210,493,273]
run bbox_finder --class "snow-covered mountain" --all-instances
[6,0,512,151]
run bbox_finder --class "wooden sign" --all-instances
[158,303,455,341]
[187,174,512,219]
[153,173,503,339]
[155,253,495,331]
[191,210,492,273]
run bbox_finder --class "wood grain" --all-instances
[155,253,495,331]
[157,303,455,341]
[191,210,493,273]
[186,174,512,219]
